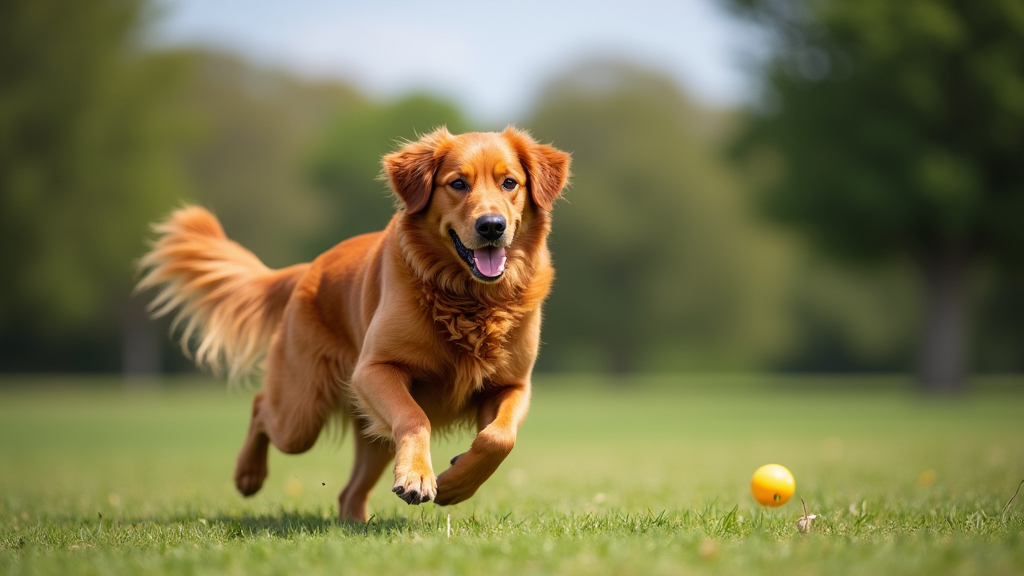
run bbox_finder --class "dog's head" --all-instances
[384,127,570,284]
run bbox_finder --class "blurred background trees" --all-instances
[172,50,361,270]
[2,0,1022,391]
[725,0,1024,392]
[0,0,188,372]
[527,61,793,372]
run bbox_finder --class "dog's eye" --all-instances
[449,179,468,191]
[501,178,518,191]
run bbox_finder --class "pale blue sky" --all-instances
[152,0,762,123]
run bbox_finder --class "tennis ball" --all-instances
[751,463,795,506]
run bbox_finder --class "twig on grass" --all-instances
[1000,478,1024,517]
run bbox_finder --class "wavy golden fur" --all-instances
[136,126,570,522]
[135,208,308,381]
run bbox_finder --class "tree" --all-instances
[725,0,1024,392]
[0,0,189,373]
[173,50,364,268]
[528,60,793,373]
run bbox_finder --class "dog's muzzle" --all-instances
[450,230,506,282]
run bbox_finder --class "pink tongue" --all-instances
[473,246,507,277]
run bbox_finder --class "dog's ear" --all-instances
[383,127,452,214]
[504,126,571,211]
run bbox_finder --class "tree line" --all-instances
[3,0,1023,393]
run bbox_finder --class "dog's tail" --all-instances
[135,205,309,381]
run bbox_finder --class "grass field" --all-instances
[1,374,1023,575]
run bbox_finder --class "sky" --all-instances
[151,0,762,123]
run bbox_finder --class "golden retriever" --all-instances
[136,126,570,521]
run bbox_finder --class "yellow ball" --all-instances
[750,463,795,506]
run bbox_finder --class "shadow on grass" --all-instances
[201,510,414,539]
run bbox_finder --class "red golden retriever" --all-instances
[136,127,570,521]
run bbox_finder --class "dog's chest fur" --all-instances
[418,284,529,403]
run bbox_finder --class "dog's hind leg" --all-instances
[234,312,342,496]
[234,391,271,496]
[338,425,395,522]
[233,374,337,496]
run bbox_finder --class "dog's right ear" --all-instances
[382,127,452,214]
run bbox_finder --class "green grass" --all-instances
[1,374,1023,575]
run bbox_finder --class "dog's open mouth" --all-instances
[449,230,506,281]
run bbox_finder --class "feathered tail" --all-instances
[135,206,309,381]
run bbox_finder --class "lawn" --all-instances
[1,374,1023,575]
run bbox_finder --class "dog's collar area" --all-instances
[449,229,504,283]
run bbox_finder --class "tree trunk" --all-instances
[917,250,971,394]
[121,298,161,388]
[607,337,635,381]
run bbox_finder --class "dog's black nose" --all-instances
[475,215,506,242]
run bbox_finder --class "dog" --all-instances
[136,126,570,521]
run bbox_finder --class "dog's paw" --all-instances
[234,468,267,497]
[434,453,489,506]
[434,467,477,506]
[234,427,270,497]
[392,471,437,505]
[234,443,269,497]
[338,497,370,524]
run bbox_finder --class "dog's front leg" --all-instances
[434,381,530,506]
[350,361,436,505]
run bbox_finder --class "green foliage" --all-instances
[171,50,364,268]
[7,0,1020,377]
[528,61,793,372]
[2,376,1023,575]
[0,0,188,332]
[306,94,471,254]
[725,0,1024,386]
[728,0,1024,262]
[774,258,920,371]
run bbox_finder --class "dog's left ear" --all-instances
[504,127,571,211]
[383,127,452,214]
